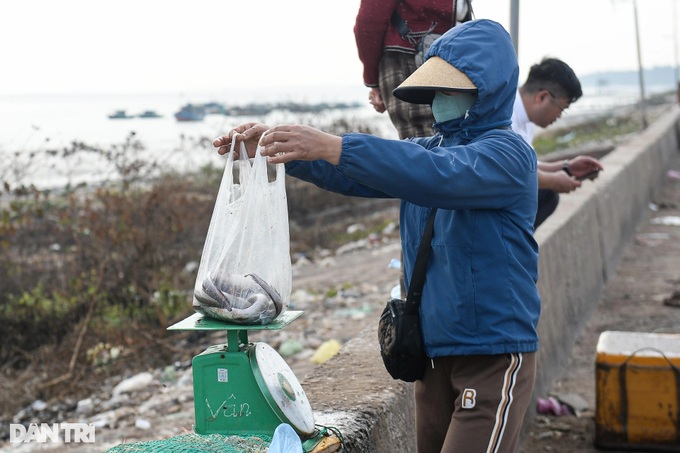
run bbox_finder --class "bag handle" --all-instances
[231,133,253,189]
[406,208,437,305]
[227,131,283,190]
[619,347,680,372]
[256,129,286,183]
[615,347,680,438]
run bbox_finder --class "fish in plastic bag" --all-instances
[193,270,283,325]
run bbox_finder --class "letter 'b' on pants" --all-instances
[415,352,537,453]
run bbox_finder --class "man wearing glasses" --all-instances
[512,57,604,229]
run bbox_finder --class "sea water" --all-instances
[0,85,393,189]
[0,83,672,190]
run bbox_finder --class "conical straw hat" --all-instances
[393,56,477,105]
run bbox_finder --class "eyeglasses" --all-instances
[546,90,569,114]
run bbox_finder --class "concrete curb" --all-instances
[301,108,680,452]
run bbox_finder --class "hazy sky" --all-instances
[1,0,678,96]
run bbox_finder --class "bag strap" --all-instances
[392,0,473,42]
[390,10,412,41]
[461,0,474,22]
[406,208,437,305]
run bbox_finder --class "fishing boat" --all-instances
[108,110,134,119]
[174,104,205,122]
[137,110,162,118]
[202,102,228,115]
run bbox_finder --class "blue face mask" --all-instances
[431,91,477,122]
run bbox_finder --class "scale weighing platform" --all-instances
[168,311,316,438]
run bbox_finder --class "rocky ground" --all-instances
[2,112,680,452]
[0,208,407,452]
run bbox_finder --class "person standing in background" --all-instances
[354,0,473,139]
[512,57,604,229]
[355,1,474,298]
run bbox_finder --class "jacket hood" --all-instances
[427,19,518,132]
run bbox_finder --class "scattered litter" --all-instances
[269,423,303,452]
[346,223,365,234]
[160,365,177,383]
[335,239,367,255]
[183,261,199,273]
[536,396,572,416]
[31,400,47,412]
[635,232,671,247]
[311,339,342,364]
[76,398,94,416]
[318,257,337,268]
[556,131,575,144]
[637,233,671,240]
[112,372,154,396]
[135,418,151,430]
[651,216,680,226]
[382,221,398,235]
[668,169,680,179]
[663,291,680,308]
[332,305,373,319]
[390,284,402,300]
[552,392,590,417]
[649,202,659,211]
[387,258,402,270]
[292,255,313,269]
[278,339,304,358]
[536,430,562,440]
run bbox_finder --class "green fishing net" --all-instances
[105,432,272,453]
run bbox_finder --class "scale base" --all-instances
[169,312,315,438]
[192,343,281,436]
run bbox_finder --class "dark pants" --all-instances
[415,352,537,453]
[534,189,560,230]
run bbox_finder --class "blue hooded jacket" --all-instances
[286,19,540,357]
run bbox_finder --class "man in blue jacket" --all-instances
[214,19,540,453]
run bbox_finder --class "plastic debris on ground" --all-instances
[310,340,342,364]
[536,396,573,416]
[651,216,680,226]
[268,423,303,453]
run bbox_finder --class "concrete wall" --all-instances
[301,108,680,452]
[532,109,680,409]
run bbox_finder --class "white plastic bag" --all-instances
[268,423,303,453]
[192,134,291,324]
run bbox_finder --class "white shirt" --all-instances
[511,91,535,145]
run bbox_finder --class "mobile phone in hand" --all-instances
[577,169,600,181]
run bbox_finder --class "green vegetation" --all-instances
[0,117,394,415]
[533,114,643,155]
[533,92,673,156]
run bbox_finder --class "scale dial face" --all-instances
[253,342,315,435]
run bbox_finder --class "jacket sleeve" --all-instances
[354,0,401,87]
[339,132,537,211]
[285,160,392,199]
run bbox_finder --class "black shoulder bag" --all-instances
[378,208,436,382]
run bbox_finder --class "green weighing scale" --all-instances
[167,311,316,438]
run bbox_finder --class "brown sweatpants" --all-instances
[415,352,537,453]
